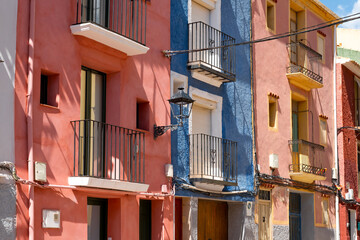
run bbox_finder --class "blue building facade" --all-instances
[170,0,256,238]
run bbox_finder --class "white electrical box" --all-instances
[246,202,253,216]
[35,162,47,182]
[165,164,173,178]
[269,154,279,169]
[332,168,338,180]
[42,209,60,229]
[161,184,168,193]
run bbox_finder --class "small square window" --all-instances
[40,72,59,108]
[266,1,275,32]
[136,100,150,131]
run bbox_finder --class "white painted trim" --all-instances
[189,87,222,138]
[192,0,216,10]
[188,0,221,30]
[171,71,188,96]
[70,23,149,56]
[191,71,223,87]
[68,177,149,192]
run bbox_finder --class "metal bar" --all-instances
[92,120,95,177]
[123,128,125,181]
[142,133,145,183]
[144,0,146,44]
[136,0,139,41]
[112,0,115,30]
[110,125,113,179]
[140,0,143,43]
[73,122,76,176]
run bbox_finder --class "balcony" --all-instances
[188,22,236,87]
[286,42,323,91]
[69,120,149,192]
[71,0,149,56]
[288,139,326,183]
[189,134,237,191]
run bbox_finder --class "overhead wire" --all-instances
[163,12,360,57]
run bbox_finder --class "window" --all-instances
[81,0,109,27]
[136,100,150,131]
[259,190,271,201]
[40,72,59,107]
[355,77,360,126]
[266,1,275,32]
[319,118,327,145]
[139,199,151,240]
[321,198,329,225]
[358,142,360,198]
[268,96,277,128]
[87,198,108,240]
[317,34,325,63]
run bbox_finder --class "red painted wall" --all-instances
[14,0,173,239]
[337,63,360,239]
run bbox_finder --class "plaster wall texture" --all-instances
[0,172,16,240]
[0,0,16,163]
[337,28,360,52]
[252,0,336,228]
[314,227,335,240]
[273,225,289,240]
[170,0,254,202]
[0,0,18,239]
[228,202,258,240]
[14,0,173,239]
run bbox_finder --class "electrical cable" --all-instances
[163,12,360,57]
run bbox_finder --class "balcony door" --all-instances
[80,67,106,177]
[87,198,107,240]
[191,104,223,180]
[289,193,301,240]
[190,1,221,70]
[82,0,109,27]
[291,98,308,170]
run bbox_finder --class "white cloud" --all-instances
[337,5,344,11]
[341,0,360,29]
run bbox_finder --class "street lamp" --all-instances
[154,87,195,138]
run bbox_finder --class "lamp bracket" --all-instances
[154,124,180,138]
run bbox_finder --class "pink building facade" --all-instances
[13,0,173,239]
[252,0,337,239]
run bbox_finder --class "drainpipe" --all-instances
[333,26,339,240]
[26,0,36,239]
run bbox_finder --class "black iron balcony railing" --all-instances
[189,133,237,185]
[287,42,323,84]
[288,139,326,177]
[71,120,145,183]
[188,22,236,81]
[76,0,147,45]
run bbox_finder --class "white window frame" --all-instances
[189,86,222,138]
[171,71,188,96]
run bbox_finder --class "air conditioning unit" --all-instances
[269,154,278,169]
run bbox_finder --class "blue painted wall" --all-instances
[170,0,254,202]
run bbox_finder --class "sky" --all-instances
[321,0,360,29]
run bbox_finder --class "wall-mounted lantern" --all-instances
[154,87,194,138]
